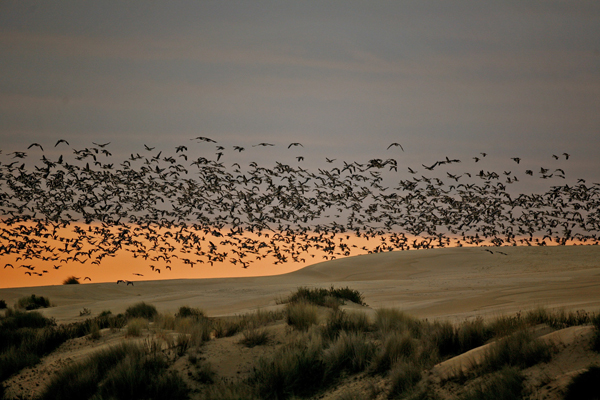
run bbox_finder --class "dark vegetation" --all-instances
[0,300,6,310]
[62,276,80,285]
[1,289,600,400]
[16,295,51,310]
[125,301,158,320]
[283,286,367,308]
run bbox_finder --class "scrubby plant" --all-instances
[251,335,325,399]
[16,294,51,310]
[239,324,271,348]
[375,308,420,335]
[0,299,7,309]
[388,360,423,398]
[286,301,319,331]
[62,276,80,285]
[126,318,148,337]
[39,342,189,400]
[322,309,371,340]
[479,330,551,373]
[175,305,205,319]
[79,307,91,316]
[370,332,417,375]
[460,367,526,400]
[322,331,375,379]
[125,302,158,320]
[284,286,366,307]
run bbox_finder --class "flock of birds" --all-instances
[1,138,599,282]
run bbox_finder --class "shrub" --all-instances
[39,342,189,400]
[323,332,375,379]
[460,367,525,400]
[16,294,51,310]
[322,309,371,340]
[285,286,366,307]
[375,308,419,335]
[175,306,205,319]
[0,300,7,309]
[126,318,148,337]
[239,325,271,348]
[388,361,422,398]
[125,302,157,320]
[370,332,417,375]
[479,330,551,372]
[286,301,319,331]
[79,308,91,316]
[62,276,80,285]
[564,365,600,400]
[251,336,325,399]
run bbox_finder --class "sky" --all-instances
[1,1,600,287]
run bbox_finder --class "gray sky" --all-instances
[1,1,600,185]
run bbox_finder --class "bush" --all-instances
[323,332,375,379]
[285,286,366,307]
[0,300,7,309]
[370,332,417,375]
[239,325,271,348]
[125,302,158,320]
[16,294,51,310]
[322,309,371,340]
[251,336,325,399]
[479,331,551,372]
[564,365,600,400]
[62,276,80,285]
[286,301,319,331]
[175,306,205,319]
[388,361,422,398]
[39,342,189,400]
[126,318,148,337]
[460,367,526,400]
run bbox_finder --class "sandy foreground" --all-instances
[2,245,600,323]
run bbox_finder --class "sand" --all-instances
[1,245,599,323]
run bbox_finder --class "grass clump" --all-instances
[322,309,371,340]
[370,332,417,375]
[126,318,148,337]
[251,334,325,399]
[460,367,526,400]
[479,330,551,372]
[175,305,205,319]
[323,331,375,379]
[16,294,51,310]
[239,324,271,348]
[62,276,80,285]
[286,301,319,331]
[388,360,423,398]
[0,300,6,309]
[39,342,189,400]
[125,302,158,320]
[564,364,600,400]
[285,286,367,307]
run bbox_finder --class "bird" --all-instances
[84,277,91,281]
[92,142,111,147]
[296,156,304,162]
[511,157,521,164]
[28,143,44,151]
[387,143,404,151]
[55,139,70,147]
[191,136,216,143]
[253,143,274,147]
[288,143,303,148]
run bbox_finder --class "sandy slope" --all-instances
[1,246,600,323]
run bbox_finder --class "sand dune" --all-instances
[1,246,599,323]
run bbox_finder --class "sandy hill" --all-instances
[2,245,599,323]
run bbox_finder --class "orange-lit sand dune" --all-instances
[1,246,599,324]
